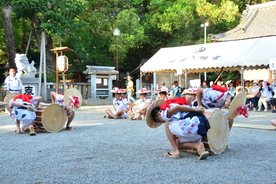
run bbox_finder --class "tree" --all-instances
[1,4,16,69]
[9,0,87,71]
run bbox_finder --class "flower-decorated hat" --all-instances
[136,88,151,94]
[155,88,169,93]
[183,88,197,94]
[111,87,126,93]
[64,88,82,111]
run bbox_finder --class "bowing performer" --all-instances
[9,94,42,135]
[50,88,81,130]
[147,98,210,160]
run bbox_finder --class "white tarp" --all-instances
[141,36,276,74]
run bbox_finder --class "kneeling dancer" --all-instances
[10,94,42,136]
[148,98,210,160]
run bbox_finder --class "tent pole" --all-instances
[42,32,47,100]
[184,73,188,88]
[241,66,244,91]
[38,33,43,96]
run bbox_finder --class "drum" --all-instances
[202,109,229,154]
[4,93,20,113]
[34,103,67,133]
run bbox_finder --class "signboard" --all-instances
[23,85,36,96]
[269,58,276,70]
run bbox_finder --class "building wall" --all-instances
[156,72,199,89]
[244,69,276,83]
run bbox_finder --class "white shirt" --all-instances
[4,76,23,93]
[135,98,152,109]
[113,97,129,111]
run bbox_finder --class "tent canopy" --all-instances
[141,36,276,74]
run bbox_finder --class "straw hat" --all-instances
[64,88,82,110]
[228,92,246,119]
[183,88,197,94]
[145,99,165,128]
[4,93,20,113]
[110,87,126,93]
[41,104,67,132]
[207,109,229,154]
[155,88,168,93]
[136,88,151,94]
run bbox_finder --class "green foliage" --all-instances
[149,0,196,34]
[207,70,240,84]
[0,0,271,76]
[35,72,75,82]
[196,0,239,24]
[11,0,88,37]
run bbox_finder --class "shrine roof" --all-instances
[209,1,276,41]
[83,66,119,75]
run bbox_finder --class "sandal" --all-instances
[198,151,209,160]
[130,117,137,120]
[65,127,73,130]
[164,152,180,158]
[29,132,36,136]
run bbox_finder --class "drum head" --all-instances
[207,109,229,154]
[4,93,20,113]
[64,88,82,110]
[42,104,66,132]
[228,92,246,119]
[0,101,8,106]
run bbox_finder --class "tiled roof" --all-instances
[209,1,276,41]
[83,65,119,75]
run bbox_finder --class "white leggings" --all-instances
[258,97,271,109]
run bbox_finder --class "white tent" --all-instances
[141,36,276,74]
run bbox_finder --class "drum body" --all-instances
[34,103,66,133]
[202,109,229,154]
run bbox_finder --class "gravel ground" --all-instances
[0,106,276,184]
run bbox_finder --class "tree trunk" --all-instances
[32,19,56,72]
[2,5,16,69]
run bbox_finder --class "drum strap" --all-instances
[214,92,225,102]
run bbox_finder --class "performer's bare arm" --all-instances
[196,88,204,108]
[50,91,57,104]
[167,106,204,118]
[10,101,29,108]
[140,102,151,112]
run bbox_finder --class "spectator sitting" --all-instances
[160,83,168,91]
[257,80,273,112]
[244,80,252,93]
[271,80,276,113]
[130,89,152,120]
[225,80,236,97]
[201,80,208,89]
[105,88,131,119]
[246,80,260,111]
[156,88,168,100]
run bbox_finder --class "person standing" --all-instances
[4,68,23,95]
[126,76,135,103]
[172,81,181,98]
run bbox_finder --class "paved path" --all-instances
[0,106,276,184]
